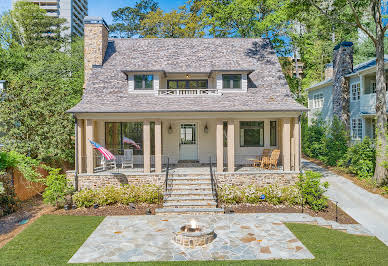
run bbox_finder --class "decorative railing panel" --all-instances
[158,89,219,96]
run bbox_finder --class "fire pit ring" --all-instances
[173,221,216,248]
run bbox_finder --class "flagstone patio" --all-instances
[69,213,317,263]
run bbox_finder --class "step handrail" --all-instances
[209,156,219,207]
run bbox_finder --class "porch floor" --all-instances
[90,165,286,175]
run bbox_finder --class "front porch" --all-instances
[74,113,301,176]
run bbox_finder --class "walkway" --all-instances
[302,159,388,246]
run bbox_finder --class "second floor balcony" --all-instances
[360,93,388,114]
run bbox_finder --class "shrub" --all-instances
[218,184,300,206]
[42,168,73,207]
[339,137,376,179]
[0,172,18,216]
[297,171,328,211]
[322,117,348,166]
[302,117,326,159]
[73,184,162,207]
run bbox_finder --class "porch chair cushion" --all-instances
[122,149,134,168]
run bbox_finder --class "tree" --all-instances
[140,6,205,38]
[110,0,159,37]
[296,0,388,183]
[8,1,68,50]
[0,4,83,165]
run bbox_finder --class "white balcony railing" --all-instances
[158,88,219,96]
[360,93,388,114]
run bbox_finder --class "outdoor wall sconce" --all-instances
[168,124,173,134]
[204,123,209,134]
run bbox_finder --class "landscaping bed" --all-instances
[223,200,357,224]
[52,203,162,216]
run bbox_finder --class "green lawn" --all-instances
[0,215,387,265]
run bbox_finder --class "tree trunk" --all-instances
[373,23,388,184]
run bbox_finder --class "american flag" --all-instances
[123,137,141,150]
[89,140,116,161]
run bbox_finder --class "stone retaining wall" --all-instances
[66,171,164,190]
[66,171,299,190]
[216,172,299,187]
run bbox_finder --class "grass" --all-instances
[0,215,387,265]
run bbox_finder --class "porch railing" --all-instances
[209,156,219,207]
[159,157,170,205]
[158,88,219,96]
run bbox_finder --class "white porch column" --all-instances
[294,116,301,172]
[227,120,235,172]
[216,120,224,172]
[290,118,295,170]
[282,118,291,171]
[77,119,85,174]
[143,120,151,173]
[85,119,94,174]
[155,120,162,173]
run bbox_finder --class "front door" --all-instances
[179,123,198,161]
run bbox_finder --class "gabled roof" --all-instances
[307,55,388,91]
[68,38,306,113]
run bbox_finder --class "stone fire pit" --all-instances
[173,220,215,248]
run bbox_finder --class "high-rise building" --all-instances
[12,0,88,37]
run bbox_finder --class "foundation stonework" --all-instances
[66,171,299,190]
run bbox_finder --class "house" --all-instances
[66,17,306,197]
[307,42,388,141]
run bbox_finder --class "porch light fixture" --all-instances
[186,74,190,78]
[168,124,173,134]
[204,123,209,134]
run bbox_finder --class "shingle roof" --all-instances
[307,55,388,91]
[68,38,306,113]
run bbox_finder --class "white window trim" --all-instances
[128,73,159,94]
[217,73,248,93]
[351,82,361,101]
[313,93,324,109]
[351,118,362,140]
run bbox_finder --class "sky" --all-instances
[89,0,186,24]
[0,0,186,21]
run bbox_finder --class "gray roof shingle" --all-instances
[68,38,306,113]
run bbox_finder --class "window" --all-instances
[240,121,264,147]
[372,82,388,92]
[351,118,362,140]
[270,121,277,146]
[105,122,155,155]
[180,124,197,144]
[167,80,208,89]
[222,74,242,89]
[134,75,153,90]
[372,119,376,139]
[351,83,360,101]
[313,93,324,109]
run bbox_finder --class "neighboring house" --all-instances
[67,17,306,198]
[12,0,88,37]
[307,42,388,142]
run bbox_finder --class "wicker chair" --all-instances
[253,149,272,168]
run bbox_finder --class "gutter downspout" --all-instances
[73,114,79,191]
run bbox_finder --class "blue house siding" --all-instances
[308,85,333,125]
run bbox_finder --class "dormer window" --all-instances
[134,75,153,90]
[222,74,242,89]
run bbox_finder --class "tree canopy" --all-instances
[0,2,83,165]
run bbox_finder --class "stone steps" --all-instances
[157,174,222,214]
[155,207,224,215]
[163,201,217,208]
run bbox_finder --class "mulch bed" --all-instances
[223,200,357,224]
[52,203,163,216]
[304,156,388,199]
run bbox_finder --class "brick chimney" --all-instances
[332,41,353,129]
[84,16,109,84]
[324,63,333,80]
